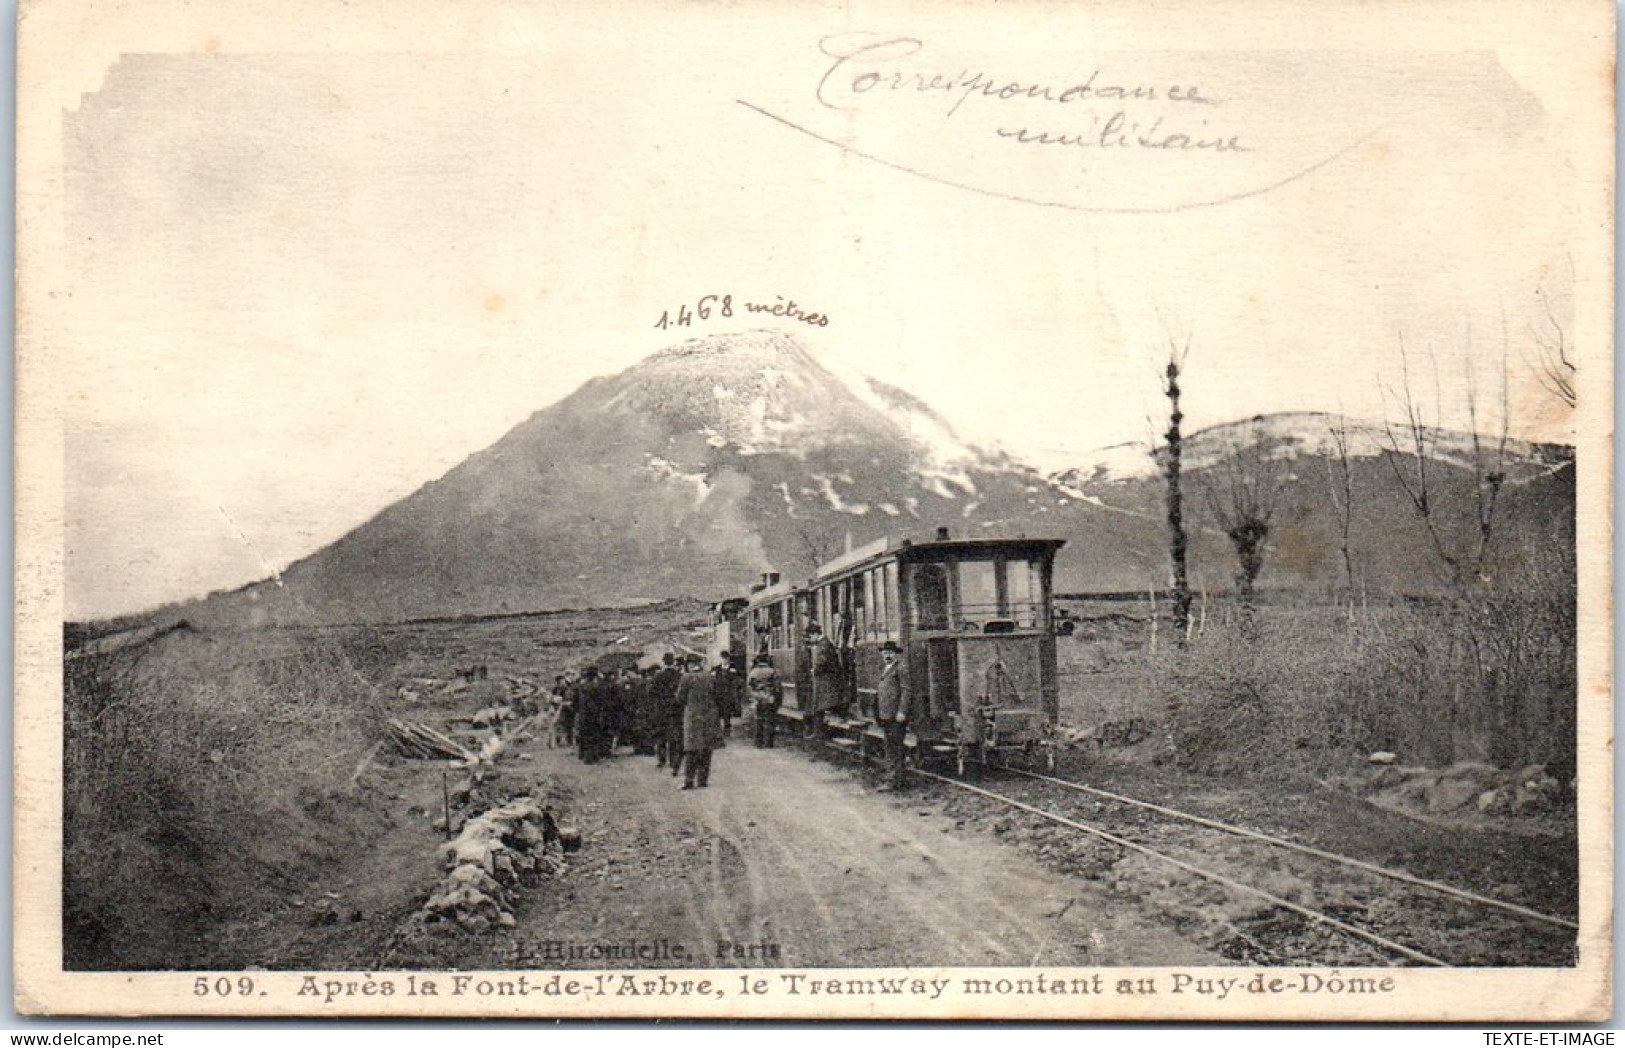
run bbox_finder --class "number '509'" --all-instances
[194,975,258,996]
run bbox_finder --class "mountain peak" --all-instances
[641,327,819,371]
[179,354,1574,627]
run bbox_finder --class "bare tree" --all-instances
[1463,338,1512,585]
[1200,417,1287,603]
[1381,337,1467,592]
[1379,331,1516,761]
[1527,289,1576,409]
[1156,340,1194,641]
[1324,414,1357,604]
[1379,334,1511,594]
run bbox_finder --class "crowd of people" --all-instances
[540,632,909,791]
[544,651,785,790]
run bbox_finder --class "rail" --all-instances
[913,769,1451,967]
[1001,766,1578,933]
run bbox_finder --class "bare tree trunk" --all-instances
[1161,349,1193,643]
[1380,332,1520,763]
[1326,416,1357,617]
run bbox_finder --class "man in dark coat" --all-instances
[650,654,684,772]
[712,662,744,737]
[575,665,609,764]
[631,666,659,755]
[747,654,781,748]
[876,641,909,790]
[807,622,843,737]
[609,670,635,753]
[678,655,723,789]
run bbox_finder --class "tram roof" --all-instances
[743,533,1066,611]
[813,533,1068,582]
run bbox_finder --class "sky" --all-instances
[40,2,1604,620]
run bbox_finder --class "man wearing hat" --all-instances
[677,654,723,789]
[806,622,842,738]
[747,653,782,748]
[651,653,684,771]
[875,641,909,790]
[574,664,611,764]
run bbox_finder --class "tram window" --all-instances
[852,574,867,640]
[1006,558,1040,626]
[959,560,999,623]
[883,562,900,635]
[913,562,951,630]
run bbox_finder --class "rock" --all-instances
[1513,763,1549,787]
[1439,760,1499,782]
[1368,751,1398,765]
[1510,779,1560,814]
[1477,788,1510,813]
[1427,777,1482,813]
[1389,776,1435,809]
[1366,765,1408,789]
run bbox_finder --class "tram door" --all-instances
[924,639,959,721]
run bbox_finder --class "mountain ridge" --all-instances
[141,329,1571,628]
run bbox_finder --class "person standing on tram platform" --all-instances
[807,622,842,737]
[875,640,909,791]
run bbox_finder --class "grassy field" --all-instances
[62,600,708,970]
[1054,590,1576,782]
[64,587,1575,968]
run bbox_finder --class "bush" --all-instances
[64,628,388,969]
[1152,587,1575,781]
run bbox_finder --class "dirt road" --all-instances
[473,734,1216,970]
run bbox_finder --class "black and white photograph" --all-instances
[15,0,1613,1020]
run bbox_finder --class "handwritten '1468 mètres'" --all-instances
[655,295,830,330]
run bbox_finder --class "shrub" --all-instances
[1153,587,1575,781]
[64,628,388,969]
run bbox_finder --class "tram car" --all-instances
[705,596,749,675]
[733,528,1065,774]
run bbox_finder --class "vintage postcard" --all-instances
[15,0,1614,1021]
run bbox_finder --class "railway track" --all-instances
[905,764,1577,968]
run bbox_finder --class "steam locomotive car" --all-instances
[732,528,1065,774]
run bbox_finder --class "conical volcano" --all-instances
[195,330,1070,625]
